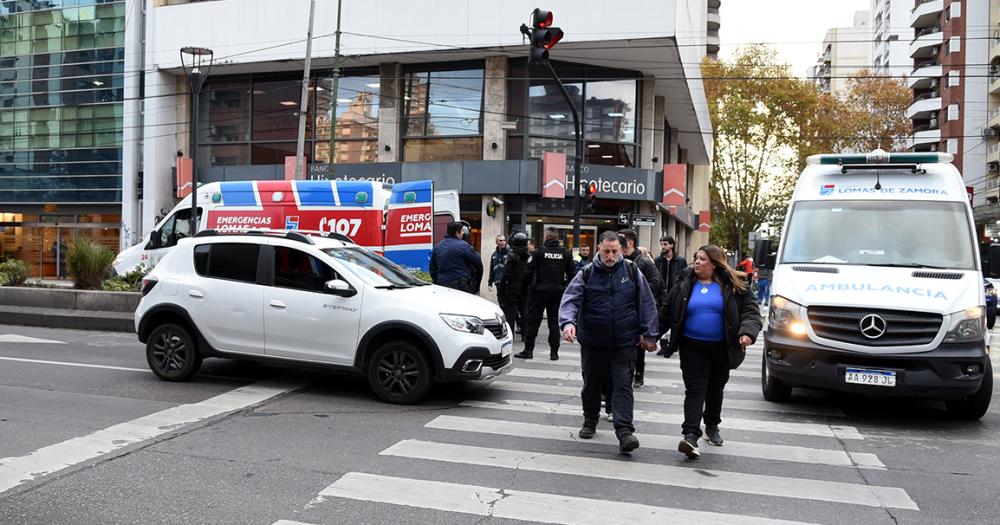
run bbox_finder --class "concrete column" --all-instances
[378,63,401,162]
[652,96,665,174]
[120,0,143,249]
[689,163,712,250]
[479,56,509,301]
[639,78,656,170]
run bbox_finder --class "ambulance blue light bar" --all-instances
[806,150,954,166]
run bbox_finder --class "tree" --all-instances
[703,45,818,255]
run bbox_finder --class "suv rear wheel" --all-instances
[945,360,993,420]
[368,341,432,404]
[147,323,202,381]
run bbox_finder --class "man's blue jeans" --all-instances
[757,278,770,305]
[580,345,636,438]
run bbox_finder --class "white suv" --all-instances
[134,230,513,404]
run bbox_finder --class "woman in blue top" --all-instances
[662,245,762,459]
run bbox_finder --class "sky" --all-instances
[717,0,872,77]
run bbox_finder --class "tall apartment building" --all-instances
[706,0,720,59]
[871,0,912,77]
[812,11,872,97]
[908,0,988,236]
[984,0,1000,237]
[0,0,127,276]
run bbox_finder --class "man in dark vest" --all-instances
[558,231,659,454]
[500,231,530,335]
[515,227,575,360]
[429,222,483,294]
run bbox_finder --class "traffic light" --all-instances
[521,8,564,64]
[585,181,597,213]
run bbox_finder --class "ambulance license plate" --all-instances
[501,342,513,357]
[845,368,896,387]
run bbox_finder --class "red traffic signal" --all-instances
[587,181,597,195]
[585,181,597,213]
[532,9,553,28]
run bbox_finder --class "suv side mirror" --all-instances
[325,279,356,297]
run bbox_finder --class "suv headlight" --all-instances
[440,314,485,335]
[768,295,807,336]
[943,306,985,343]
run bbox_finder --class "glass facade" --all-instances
[198,70,380,167]
[508,59,640,167]
[0,0,125,204]
[402,64,484,162]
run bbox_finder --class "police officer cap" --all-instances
[508,231,529,247]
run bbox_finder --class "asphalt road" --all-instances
[1,322,999,525]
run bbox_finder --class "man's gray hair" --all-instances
[598,230,620,244]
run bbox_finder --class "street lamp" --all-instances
[180,46,214,235]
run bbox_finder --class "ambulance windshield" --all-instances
[324,247,426,288]
[781,200,976,270]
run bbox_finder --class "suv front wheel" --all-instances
[146,323,202,381]
[367,341,432,404]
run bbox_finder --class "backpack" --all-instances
[581,258,640,298]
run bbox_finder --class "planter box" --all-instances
[0,287,139,332]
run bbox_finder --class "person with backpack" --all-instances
[617,229,665,388]
[500,231,531,335]
[662,244,762,459]
[558,231,659,454]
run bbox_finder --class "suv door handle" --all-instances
[188,290,204,298]
[269,300,287,309]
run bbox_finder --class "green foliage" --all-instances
[0,258,30,286]
[67,239,116,290]
[100,264,149,292]
[410,270,433,283]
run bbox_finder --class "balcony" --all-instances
[993,27,1000,61]
[707,7,720,30]
[707,34,720,55]
[708,0,720,8]
[906,92,942,119]
[910,0,943,29]
[908,127,941,149]
[910,29,943,59]
[908,62,941,90]
[991,71,1000,95]
[990,107,1000,130]
[989,142,1000,165]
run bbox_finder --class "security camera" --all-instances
[491,196,505,206]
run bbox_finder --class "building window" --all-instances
[949,37,961,54]
[950,2,961,18]
[947,104,959,121]
[402,64,484,161]
[948,71,960,87]
[947,138,958,154]
[314,75,379,164]
[508,59,641,167]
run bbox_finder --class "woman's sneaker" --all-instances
[678,434,701,458]
[605,412,614,422]
[704,426,724,446]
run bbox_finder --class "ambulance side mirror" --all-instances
[145,232,160,250]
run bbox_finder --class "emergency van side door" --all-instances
[262,245,362,365]
[146,207,202,267]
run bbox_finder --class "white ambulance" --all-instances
[113,179,458,275]
[763,150,993,419]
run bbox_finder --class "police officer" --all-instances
[429,221,483,294]
[515,227,575,360]
[501,231,530,335]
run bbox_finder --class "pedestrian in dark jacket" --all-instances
[655,235,687,356]
[429,222,483,294]
[573,244,592,273]
[618,229,664,388]
[488,234,509,294]
[558,231,659,454]
[662,244,762,459]
[501,231,530,334]
[516,227,575,360]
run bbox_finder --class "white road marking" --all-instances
[425,415,884,469]
[0,379,305,495]
[321,472,824,525]
[0,334,66,345]
[509,367,759,393]
[460,399,866,440]
[531,355,760,378]
[381,440,917,510]
[271,521,317,525]
[0,355,147,373]
[488,381,846,418]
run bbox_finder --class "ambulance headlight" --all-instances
[943,306,985,343]
[769,295,806,336]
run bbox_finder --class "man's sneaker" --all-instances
[514,351,533,359]
[618,433,640,453]
[605,412,614,422]
[632,378,644,389]
[578,421,597,439]
[678,434,701,459]
[655,348,667,356]
[550,352,559,361]
[704,426,724,447]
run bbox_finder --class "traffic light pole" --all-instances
[544,61,583,250]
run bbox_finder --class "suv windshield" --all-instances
[323,247,426,288]
[782,200,976,270]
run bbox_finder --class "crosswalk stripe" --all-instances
[380,440,916,510]
[425,415,885,469]
[320,472,824,525]
[519,357,762,379]
[460,399,866,440]
[509,368,760,393]
[487,381,846,418]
